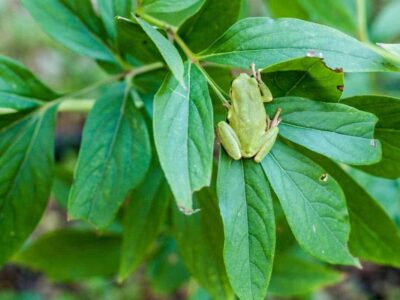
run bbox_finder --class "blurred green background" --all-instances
[0,0,399,299]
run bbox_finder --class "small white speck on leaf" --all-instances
[312,224,316,233]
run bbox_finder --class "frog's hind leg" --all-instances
[254,127,279,163]
[217,121,242,160]
[254,108,282,163]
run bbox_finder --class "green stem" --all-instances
[136,10,177,32]
[356,0,369,42]
[57,99,95,113]
[171,31,229,104]
[43,62,165,112]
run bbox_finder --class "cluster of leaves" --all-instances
[1,0,400,299]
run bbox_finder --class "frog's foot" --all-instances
[254,127,279,163]
[217,121,242,160]
[223,101,231,109]
[251,63,257,78]
[250,63,264,82]
[269,108,282,129]
[251,63,273,102]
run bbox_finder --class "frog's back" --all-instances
[228,74,267,157]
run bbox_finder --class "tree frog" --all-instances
[218,64,281,163]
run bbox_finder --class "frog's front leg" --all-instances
[251,63,273,103]
[217,121,242,160]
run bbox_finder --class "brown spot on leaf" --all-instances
[319,173,329,182]
[337,85,344,92]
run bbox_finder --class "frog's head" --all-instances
[230,73,260,102]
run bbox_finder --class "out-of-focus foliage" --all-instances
[1,0,400,300]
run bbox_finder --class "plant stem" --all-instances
[57,99,95,113]
[356,0,369,42]
[171,31,229,104]
[136,11,177,32]
[50,62,165,112]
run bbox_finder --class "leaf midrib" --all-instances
[85,89,129,223]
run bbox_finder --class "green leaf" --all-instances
[342,95,400,178]
[179,0,243,53]
[116,17,162,67]
[347,168,400,228]
[98,0,133,40]
[301,148,400,268]
[119,160,170,280]
[200,18,397,72]
[266,97,382,165]
[140,0,205,27]
[134,16,184,83]
[0,56,57,101]
[266,0,357,35]
[146,237,190,294]
[14,229,121,281]
[174,187,234,300]
[296,0,356,35]
[21,0,116,62]
[261,57,344,102]
[0,106,57,265]
[141,0,201,13]
[261,141,356,265]
[269,247,343,296]
[378,43,400,58]
[266,0,309,19]
[371,1,400,42]
[154,62,214,214]
[217,151,275,300]
[68,84,151,228]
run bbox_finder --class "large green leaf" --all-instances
[14,229,121,281]
[116,17,162,66]
[134,16,184,84]
[347,168,400,228]
[261,57,344,102]
[266,0,356,35]
[0,56,57,101]
[119,160,170,280]
[68,84,151,228]
[266,97,382,165]
[179,0,242,53]
[200,18,397,72]
[297,0,356,34]
[302,148,400,268]
[378,43,400,59]
[268,247,342,296]
[154,62,213,214]
[0,106,57,265]
[139,0,205,27]
[261,141,356,265]
[217,152,275,300]
[342,95,400,178]
[174,187,234,300]
[98,0,133,40]
[21,0,116,62]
